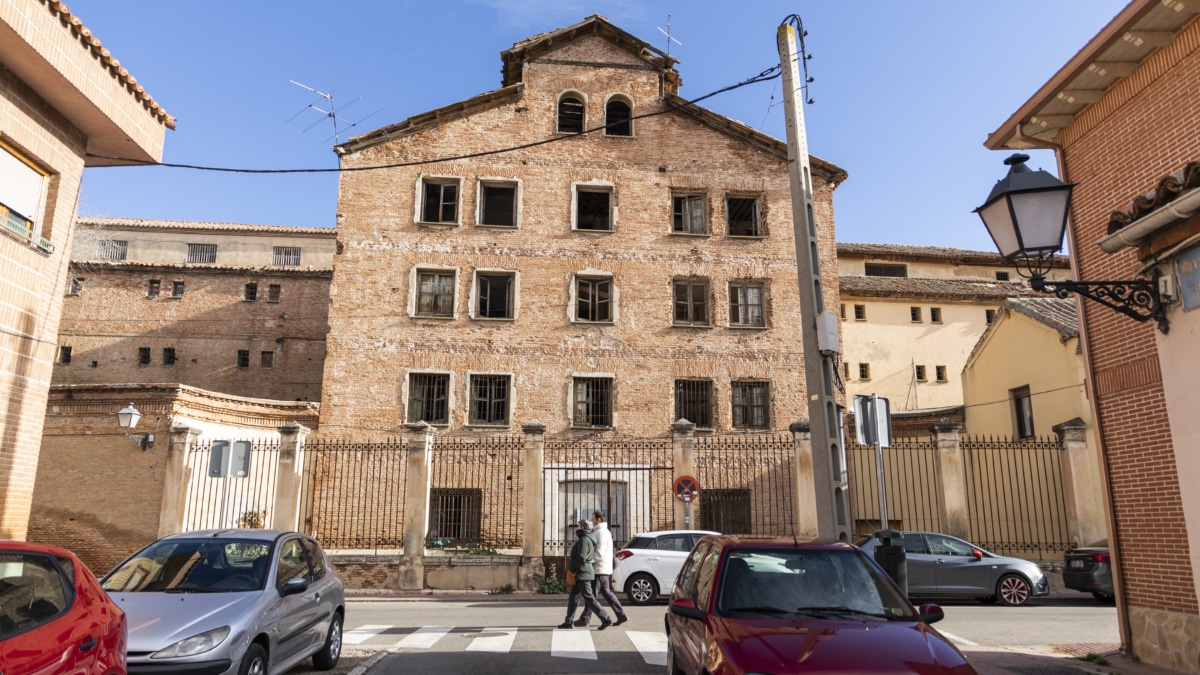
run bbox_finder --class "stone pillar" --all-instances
[932,418,970,540]
[1054,417,1106,548]
[398,422,434,591]
[671,419,696,530]
[518,421,547,591]
[157,425,201,537]
[790,420,820,538]
[271,423,311,531]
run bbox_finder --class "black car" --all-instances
[1063,540,1114,602]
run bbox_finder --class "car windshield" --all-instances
[717,548,916,621]
[102,539,272,593]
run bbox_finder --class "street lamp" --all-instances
[116,402,153,450]
[975,153,1168,334]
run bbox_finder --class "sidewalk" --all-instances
[963,643,1182,675]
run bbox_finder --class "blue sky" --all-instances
[67,1,1128,251]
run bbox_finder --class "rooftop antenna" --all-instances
[288,80,384,145]
[657,14,683,56]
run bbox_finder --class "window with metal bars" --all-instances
[731,381,769,429]
[699,489,752,533]
[576,189,612,231]
[936,365,947,382]
[931,307,942,323]
[137,347,151,366]
[674,380,713,429]
[272,246,301,266]
[865,263,907,278]
[236,350,250,368]
[429,488,482,543]
[409,373,450,424]
[421,179,459,224]
[186,243,217,264]
[162,347,176,366]
[417,271,455,316]
[267,284,281,303]
[910,307,922,322]
[576,277,611,322]
[558,95,584,133]
[261,351,274,368]
[469,374,511,425]
[244,283,257,302]
[480,183,517,227]
[995,271,1010,281]
[915,365,927,381]
[172,281,185,298]
[97,240,127,260]
[148,280,161,298]
[726,196,761,236]
[59,345,71,365]
[728,282,764,327]
[476,273,514,319]
[573,377,613,428]
[67,277,83,296]
[605,98,632,136]
[854,304,866,320]
[673,280,709,325]
[672,194,707,234]
[859,363,871,380]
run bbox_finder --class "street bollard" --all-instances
[874,528,908,595]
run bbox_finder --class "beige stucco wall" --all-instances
[836,254,1073,281]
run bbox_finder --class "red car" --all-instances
[0,541,126,675]
[665,535,977,674]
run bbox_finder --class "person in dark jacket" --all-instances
[557,519,612,630]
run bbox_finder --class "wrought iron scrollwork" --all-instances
[1030,276,1168,334]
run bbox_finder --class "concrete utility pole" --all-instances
[777,20,852,542]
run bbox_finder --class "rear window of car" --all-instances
[625,537,655,550]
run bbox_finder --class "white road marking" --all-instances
[395,625,453,649]
[551,629,597,660]
[626,630,669,666]
[342,624,390,645]
[938,630,979,646]
[465,626,517,653]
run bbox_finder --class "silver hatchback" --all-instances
[102,529,345,675]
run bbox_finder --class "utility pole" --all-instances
[777,19,852,542]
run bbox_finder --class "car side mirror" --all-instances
[919,603,945,625]
[669,597,705,621]
[972,548,983,561]
[279,577,309,597]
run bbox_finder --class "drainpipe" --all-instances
[1012,124,1132,651]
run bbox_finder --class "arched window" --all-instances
[605,98,632,136]
[558,95,584,133]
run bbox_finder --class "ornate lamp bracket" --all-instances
[1030,276,1169,334]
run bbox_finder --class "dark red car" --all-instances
[664,535,977,674]
[0,541,126,675]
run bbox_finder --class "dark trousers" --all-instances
[565,577,609,623]
[579,575,625,623]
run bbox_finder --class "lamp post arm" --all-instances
[1030,276,1168,334]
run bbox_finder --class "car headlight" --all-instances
[151,626,230,659]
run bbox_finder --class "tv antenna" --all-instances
[657,14,682,56]
[288,80,383,145]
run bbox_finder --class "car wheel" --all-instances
[996,574,1032,606]
[312,612,343,670]
[1092,591,1116,603]
[624,573,658,606]
[239,643,267,675]
[976,595,998,604]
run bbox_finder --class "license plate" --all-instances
[1069,560,1084,568]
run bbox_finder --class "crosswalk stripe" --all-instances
[626,630,669,666]
[551,629,597,660]
[395,625,453,649]
[342,624,390,645]
[465,626,517,653]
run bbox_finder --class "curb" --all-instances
[347,650,390,675]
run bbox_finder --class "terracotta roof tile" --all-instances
[839,275,1040,301]
[1108,161,1200,234]
[1004,297,1079,338]
[69,260,333,276]
[76,217,336,237]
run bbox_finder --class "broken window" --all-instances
[421,179,459,224]
[186,243,217,264]
[558,95,584,133]
[732,381,770,430]
[672,194,707,234]
[417,271,456,317]
[267,284,281,303]
[67,277,83,296]
[162,347,176,366]
[605,98,632,136]
[273,246,301,266]
[476,273,514,319]
[576,189,612,231]
[675,379,713,429]
[479,183,517,227]
[673,280,709,325]
[137,347,151,366]
[469,374,511,425]
[726,196,761,237]
[576,277,612,322]
[729,282,764,327]
[236,350,250,368]
[409,373,450,424]
[244,283,258,302]
[573,377,613,428]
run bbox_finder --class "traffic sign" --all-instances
[674,475,700,502]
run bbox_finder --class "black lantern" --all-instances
[976,154,1168,334]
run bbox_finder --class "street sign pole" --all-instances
[873,393,888,530]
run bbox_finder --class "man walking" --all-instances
[576,510,627,626]
[558,519,612,630]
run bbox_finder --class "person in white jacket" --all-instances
[576,510,628,626]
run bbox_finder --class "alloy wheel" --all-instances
[998,575,1030,606]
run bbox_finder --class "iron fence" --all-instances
[543,436,673,555]
[847,439,945,537]
[429,435,524,550]
[299,438,407,552]
[694,433,796,536]
[182,441,280,531]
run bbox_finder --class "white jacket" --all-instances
[593,522,615,575]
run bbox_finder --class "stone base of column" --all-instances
[396,555,425,591]
[517,556,545,592]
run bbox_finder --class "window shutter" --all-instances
[0,147,46,223]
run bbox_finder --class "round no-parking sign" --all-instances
[674,475,700,502]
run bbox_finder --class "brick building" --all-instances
[320,15,846,438]
[55,218,335,402]
[986,0,1200,668]
[0,0,168,540]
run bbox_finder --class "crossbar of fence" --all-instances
[299,438,407,553]
[694,432,796,536]
[182,441,280,530]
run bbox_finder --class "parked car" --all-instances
[665,534,977,674]
[0,540,126,675]
[612,529,718,605]
[1063,540,1114,602]
[857,531,1049,606]
[101,529,344,675]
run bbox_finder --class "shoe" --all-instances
[614,615,628,626]
[572,618,589,627]
[556,621,574,629]
[597,617,613,631]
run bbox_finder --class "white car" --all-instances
[611,529,718,605]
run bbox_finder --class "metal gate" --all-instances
[542,437,673,555]
[694,432,797,536]
[182,440,280,530]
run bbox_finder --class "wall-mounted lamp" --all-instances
[116,403,154,450]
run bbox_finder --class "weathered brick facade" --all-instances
[321,16,845,439]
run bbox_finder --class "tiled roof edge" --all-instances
[76,217,336,236]
[69,260,333,276]
[1108,161,1200,234]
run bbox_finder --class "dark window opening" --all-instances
[729,282,764,327]
[172,281,185,298]
[675,380,713,429]
[699,488,752,533]
[605,99,632,136]
[576,189,611,231]
[573,377,613,428]
[409,373,450,424]
[244,283,258,301]
[236,350,250,368]
[931,307,942,323]
[469,374,511,425]
[137,347,151,366]
[261,351,274,368]
[732,381,769,429]
[996,271,1010,281]
[430,488,482,544]
[558,96,584,133]
[576,277,612,322]
[672,194,707,234]
[986,309,996,324]
[859,363,871,380]
[267,284,281,303]
[911,307,922,322]
[417,271,455,317]
[1012,385,1035,439]
[854,304,866,320]
[480,184,517,227]
[726,197,761,236]
[59,345,71,364]
[936,365,947,382]
[477,274,514,319]
[865,263,908,278]
[915,365,927,381]
[162,347,176,366]
[148,279,161,298]
[673,280,709,325]
[67,278,83,296]
[422,180,459,223]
